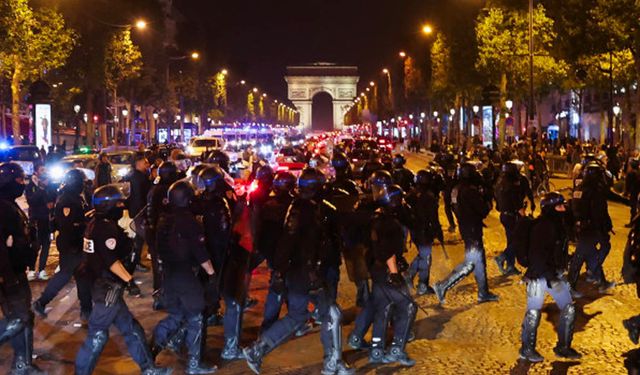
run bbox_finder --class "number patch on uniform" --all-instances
[105,238,117,250]
[83,238,95,253]
[573,191,582,199]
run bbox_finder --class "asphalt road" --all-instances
[2,151,639,374]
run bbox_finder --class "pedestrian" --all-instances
[25,163,55,281]
[0,162,45,374]
[243,168,354,375]
[518,192,581,362]
[74,184,171,375]
[32,169,93,322]
[151,181,217,374]
[94,152,112,188]
[127,154,152,272]
[434,162,499,304]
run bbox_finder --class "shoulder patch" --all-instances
[105,238,117,250]
[83,238,95,253]
[63,207,71,217]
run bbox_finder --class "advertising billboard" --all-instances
[35,104,52,150]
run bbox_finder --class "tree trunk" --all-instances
[86,90,95,146]
[11,63,22,143]
[498,72,508,149]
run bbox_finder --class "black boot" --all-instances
[31,300,47,319]
[185,356,217,375]
[243,340,272,374]
[518,309,544,362]
[383,300,417,367]
[433,262,474,304]
[383,346,416,367]
[494,252,507,275]
[355,280,370,307]
[416,254,434,295]
[368,347,385,364]
[347,332,370,350]
[320,304,354,375]
[165,324,187,353]
[553,304,581,359]
[475,260,499,303]
[624,317,640,344]
[221,337,245,360]
[0,318,25,346]
[11,327,46,375]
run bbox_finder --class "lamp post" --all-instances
[613,103,621,146]
[166,51,200,144]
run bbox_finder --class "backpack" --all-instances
[513,215,537,268]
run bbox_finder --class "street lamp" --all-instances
[369,81,375,87]
[505,100,514,110]
[473,105,480,114]
[253,87,259,93]
[421,24,433,35]
[399,51,407,58]
[382,68,389,74]
[613,104,621,116]
[433,111,438,117]
[449,108,455,116]
[190,51,200,60]
[240,80,246,85]
[121,108,129,117]
[135,19,147,30]
[221,68,228,76]
[73,105,81,114]
[152,111,159,120]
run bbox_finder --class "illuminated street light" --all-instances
[369,81,375,87]
[240,80,246,85]
[422,24,433,35]
[135,19,147,30]
[73,105,81,114]
[382,68,389,74]
[366,88,370,92]
[262,93,267,98]
[121,108,129,117]
[433,111,438,117]
[399,51,407,58]
[505,99,513,110]
[253,87,259,93]
[176,115,181,121]
[221,69,228,75]
[473,105,480,114]
[420,112,426,119]
[152,112,159,120]
[360,93,365,97]
[613,104,621,116]
[449,108,455,116]
[190,51,200,60]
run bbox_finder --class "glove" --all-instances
[271,272,286,295]
[126,280,141,297]
[396,255,409,273]
[387,273,404,289]
[105,283,124,307]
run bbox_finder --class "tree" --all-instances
[403,56,428,111]
[0,0,75,140]
[431,34,455,105]
[476,4,567,143]
[104,29,142,139]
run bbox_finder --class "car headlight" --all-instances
[49,165,65,181]
[117,167,130,177]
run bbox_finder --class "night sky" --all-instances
[173,0,461,101]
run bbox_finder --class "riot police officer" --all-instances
[391,154,414,192]
[625,158,640,227]
[434,162,499,304]
[75,185,170,375]
[194,166,231,328]
[406,169,442,295]
[361,151,385,184]
[568,162,615,294]
[0,162,44,374]
[243,168,354,375]
[33,169,93,322]
[256,171,296,332]
[493,161,535,276]
[152,181,216,374]
[367,183,417,366]
[146,161,180,309]
[437,151,458,232]
[519,192,581,362]
[330,152,359,195]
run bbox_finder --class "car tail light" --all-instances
[352,159,358,162]
[277,165,289,171]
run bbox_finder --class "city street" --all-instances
[0,152,637,374]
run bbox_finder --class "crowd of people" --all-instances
[2,136,640,374]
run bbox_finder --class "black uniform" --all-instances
[128,168,151,267]
[392,167,414,193]
[0,193,41,373]
[34,190,93,319]
[152,208,213,371]
[434,174,498,304]
[25,176,54,274]
[146,181,172,295]
[626,166,640,223]
[75,212,166,375]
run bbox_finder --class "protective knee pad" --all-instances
[0,318,25,345]
[90,330,109,353]
[327,304,342,326]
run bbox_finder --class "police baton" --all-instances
[380,279,430,317]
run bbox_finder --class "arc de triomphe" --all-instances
[285,63,359,132]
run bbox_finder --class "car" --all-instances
[0,145,43,176]
[48,154,98,184]
[186,137,224,158]
[348,139,379,177]
[107,150,137,181]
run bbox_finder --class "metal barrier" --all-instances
[546,154,572,177]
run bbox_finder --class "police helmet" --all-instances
[457,162,477,181]
[540,191,565,213]
[273,171,296,194]
[199,165,225,192]
[331,152,350,172]
[630,159,640,170]
[168,180,195,208]
[392,154,406,168]
[385,184,405,208]
[415,169,434,188]
[256,165,275,186]
[93,184,126,213]
[297,167,326,199]
[501,161,519,178]
[0,162,25,189]
[158,161,179,184]
[61,169,87,194]
[582,161,604,182]
[206,150,230,172]
[369,170,393,202]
